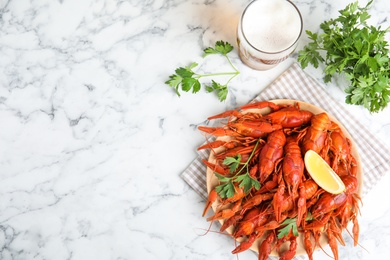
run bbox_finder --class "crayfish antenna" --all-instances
[344,226,369,253]
[207,109,242,121]
[195,221,234,238]
[311,230,333,259]
[195,221,214,237]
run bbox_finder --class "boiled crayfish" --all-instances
[198,101,361,260]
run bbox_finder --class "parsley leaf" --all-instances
[182,78,201,93]
[203,40,234,57]
[235,172,261,194]
[277,218,299,239]
[223,155,241,173]
[205,80,229,101]
[165,74,183,96]
[298,0,390,113]
[215,181,235,199]
[277,213,314,239]
[214,173,232,183]
[175,64,195,78]
[165,41,239,102]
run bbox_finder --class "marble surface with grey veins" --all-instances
[0,0,389,259]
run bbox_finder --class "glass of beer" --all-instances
[237,0,303,70]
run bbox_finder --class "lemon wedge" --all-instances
[304,150,345,194]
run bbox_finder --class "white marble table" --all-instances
[0,0,389,259]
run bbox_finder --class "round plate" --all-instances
[205,99,363,256]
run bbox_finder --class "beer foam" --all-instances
[241,0,302,53]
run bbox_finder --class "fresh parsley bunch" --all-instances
[298,0,390,113]
[165,41,239,101]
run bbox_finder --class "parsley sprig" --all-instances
[277,213,314,239]
[214,140,261,199]
[277,218,299,239]
[298,0,390,113]
[165,41,240,101]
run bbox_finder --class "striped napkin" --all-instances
[181,62,390,200]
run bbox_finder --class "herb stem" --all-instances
[234,138,261,177]
[224,54,240,73]
[194,53,240,80]
[195,71,239,78]
[225,73,239,86]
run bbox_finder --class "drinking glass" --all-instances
[237,0,303,70]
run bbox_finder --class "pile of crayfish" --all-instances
[198,101,361,260]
